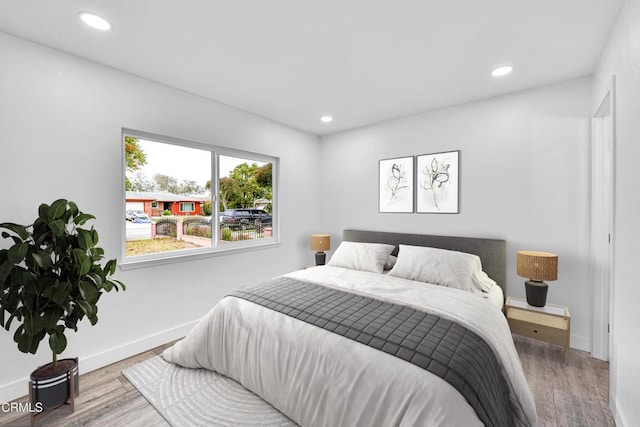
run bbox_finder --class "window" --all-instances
[179,202,195,213]
[122,130,277,266]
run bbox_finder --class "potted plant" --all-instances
[0,199,125,413]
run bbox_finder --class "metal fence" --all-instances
[154,216,268,242]
[155,218,177,238]
[220,223,265,241]
[183,217,212,238]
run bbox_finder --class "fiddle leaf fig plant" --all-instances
[0,199,125,367]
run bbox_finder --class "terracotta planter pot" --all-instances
[30,358,79,410]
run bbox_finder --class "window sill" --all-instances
[119,239,280,270]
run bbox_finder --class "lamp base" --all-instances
[315,252,326,266]
[525,280,549,307]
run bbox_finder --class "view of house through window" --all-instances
[124,133,275,260]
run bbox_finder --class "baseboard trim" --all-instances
[79,321,196,374]
[612,398,629,427]
[0,321,197,403]
[570,333,590,353]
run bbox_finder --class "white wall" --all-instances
[320,78,592,351]
[593,1,640,425]
[0,32,321,402]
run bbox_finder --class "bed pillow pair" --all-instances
[387,244,495,293]
[327,241,395,274]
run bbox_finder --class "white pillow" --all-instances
[388,244,484,292]
[472,270,497,293]
[327,241,395,274]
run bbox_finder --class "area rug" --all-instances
[123,356,297,426]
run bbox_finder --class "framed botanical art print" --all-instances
[379,156,414,213]
[416,150,459,213]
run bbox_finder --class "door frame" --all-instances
[590,76,616,362]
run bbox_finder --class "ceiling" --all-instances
[0,1,624,136]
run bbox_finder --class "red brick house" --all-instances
[126,191,205,217]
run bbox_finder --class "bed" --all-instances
[163,229,537,426]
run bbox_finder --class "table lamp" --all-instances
[310,234,330,266]
[516,251,558,307]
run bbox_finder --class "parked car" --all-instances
[220,209,272,229]
[126,209,150,223]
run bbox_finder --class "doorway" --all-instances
[590,77,615,362]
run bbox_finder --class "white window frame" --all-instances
[179,202,195,213]
[120,129,279,270]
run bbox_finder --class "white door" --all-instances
[126,202,144,212]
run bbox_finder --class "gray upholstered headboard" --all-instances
[343,229,506,297]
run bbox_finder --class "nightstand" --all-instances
[505,297,571,355]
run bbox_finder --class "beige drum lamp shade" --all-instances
[310,234,330,252]
[516,251,558,307]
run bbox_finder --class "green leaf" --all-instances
[77,300,96,318]
[89,314,98,326]
[52,281,72,306]
[49,329,67,355]
[42,285,55,299]
[0,223,29,240]
[42,308,63,330]
[64,305,84,330]
[5,313,16,330]
[67,201,79,217]
[0,260,14,284]
[48,199,68,221]
[31,251,53,270]
[72,248,88,265]
[74,213,95,226]
[21,272,38,297]
[79,257,91,276]
[15,325,44,354]
[105,259,117,276]
[77,229,93,250]
[23,310,43,336]
[91,229,99,245]
[49,219,66,236]
[79,281,99,304]
[7,242,29,264]
[61,207,73,224]
[14,325,27,349]
[38,203,49,221]
[103,280,114,292]
[111,279,126,291]
[87,272,103,287]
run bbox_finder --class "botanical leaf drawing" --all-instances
[420,157,451,210]
[386,163,409,205]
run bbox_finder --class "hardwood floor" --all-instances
[0,343,175,427]
[513,335,615,427]
[0,336,614,426]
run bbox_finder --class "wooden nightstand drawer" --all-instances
[507,317,569,347]
[505,297,571,351]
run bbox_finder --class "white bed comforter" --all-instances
[163,266,537,427]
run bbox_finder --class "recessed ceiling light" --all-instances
[491,66,513,77]
[78,12,111,31]
[321,116,333,123]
